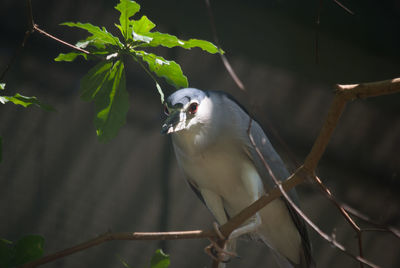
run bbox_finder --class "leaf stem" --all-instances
[130,53,164,101]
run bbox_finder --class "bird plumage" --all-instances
[162,88,313,267]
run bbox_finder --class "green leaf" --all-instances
[55,52,88,62]
[61,22,121,47]
[140,32,221,54]
[0,94,55,111]
[134,51,188,89]
[0,83,5,90]
[80,61,114,101]
[14,235,44,266]
[93,60,130,142]
[132,15,156,34]
[181,39,222,54]
[0,238,14,268]
[115,0,141,39]
[75,35,107,50]
[150,249,170,268]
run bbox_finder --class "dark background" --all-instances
[1,0,399,267]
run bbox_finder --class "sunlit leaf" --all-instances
[134,51,188,89]
[0,83,5,90]
[132,15,155,34]
[150,249,170,268]
[132,32,153,43]
[61,22,121,47]
[55,52,88,62]
[0,94,55,111]
[139,32,221,54]
[115,0,141,39]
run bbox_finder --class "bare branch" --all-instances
[20,230,217,268]
[336,78,400,99]
[304,94,347,171]
[342,203,400,239]
[204,0,245,91]
[247,129,379,268]
[33,24,90,55]
[332,0,355,15]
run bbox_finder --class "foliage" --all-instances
[55,0,221,142]
[118,249,170,268]
[0,84,53,111]
[0,235,44,268]
[149,249,170,268]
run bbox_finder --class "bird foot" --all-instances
[204,222,238,263]
[204,239,237,263]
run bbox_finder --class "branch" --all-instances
[247,130,379,268]
[204,0,245,91]
[336,78,400,99]
[305,77,400,171]
[33,24,90,55]
[341,203,400,239]
[1,0,90,83]
[20,230,217,268]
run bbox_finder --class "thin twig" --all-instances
[33,24,90,55]
[342,203,400,239]
[204,0,245,91]
[247,129,379,268]
[313,175,365,268]
[332,0,354,15]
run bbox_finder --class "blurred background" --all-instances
[0,0,399,267]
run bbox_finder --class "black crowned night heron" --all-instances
[161,88,313,268]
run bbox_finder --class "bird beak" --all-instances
[161,110,186,135]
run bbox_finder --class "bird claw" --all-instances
[204,223,238,263]
[205,240,237,263]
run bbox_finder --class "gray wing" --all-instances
[224,95,314,266]
[247,119,313,266]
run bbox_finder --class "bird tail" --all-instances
[256,198,315,268]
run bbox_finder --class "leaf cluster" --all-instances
[55,0,221,142]
[0,235,44,268]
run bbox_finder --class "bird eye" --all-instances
[164,104,170,116]
[188,102,198,114]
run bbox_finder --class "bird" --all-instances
[161,88,313,268]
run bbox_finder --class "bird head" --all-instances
[161,88,212,135]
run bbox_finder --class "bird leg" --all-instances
[204,237,237,263]
[213,221,226,240]
[204,222,239,264]
[229,212,262,239]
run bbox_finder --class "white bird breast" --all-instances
[175,140,265,217]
